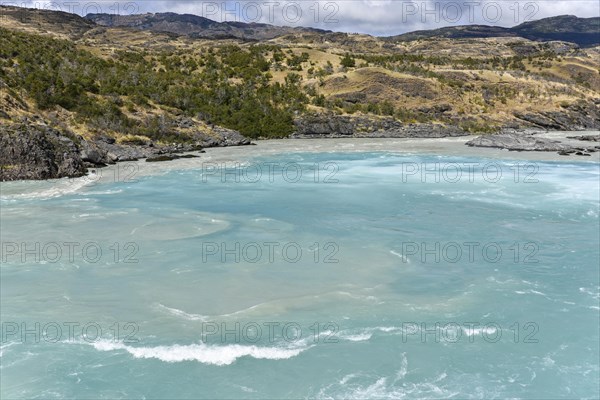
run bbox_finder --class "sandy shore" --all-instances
[209,131,600,163]
[93,133,599,184]
[1,132,598,199]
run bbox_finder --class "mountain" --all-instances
[512,15,600,46]
[85,12,330,41]
[0,5,596,45]
[385,25,514,41]
[387,15,600,47]
[86,12,599,46]
[0,5,95,39]
[1,6,599,180]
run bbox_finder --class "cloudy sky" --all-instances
[9,0,600,36]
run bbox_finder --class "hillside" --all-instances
[0,6,599,180]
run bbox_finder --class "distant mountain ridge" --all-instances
[0,5,596,45]
[85,12,330,41]
[386,15,600,47]
[84,12,600,46]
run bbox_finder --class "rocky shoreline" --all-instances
[291,114,469,139]
[466,132,600,156]
[0,124,87,181]
[291,113,600,158]
[1,118,599,182]
[0,123,252,182]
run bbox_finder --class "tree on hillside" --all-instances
[340,53,356,69]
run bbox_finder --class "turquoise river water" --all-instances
[1,139,599,399]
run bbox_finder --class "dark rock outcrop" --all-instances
[84,132,249,166]
[513,112,565,130]
[466,132,571,151]
[80,140,109,166]
[1,120,251,181]
[514,102,600,131]
[292,114,468,138]
[210,127,253,146]
[567,135,600,142]
[466,132,599,156]
[146,154,200,162]
[0,124,86,181]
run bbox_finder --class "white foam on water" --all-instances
[156,291,382,324]
[544,168,600,204]
[378,326,403,333]
[87,340,312,366]
[340,332,373,342]
[579,287,600,300]
[217,303,267,318]
[395,353,409,381]
[129,213,230,240]
[332,291,381,303]
[156,302,280,321]
[542,356,555,367]
[83,189,124,195]
[462,326,498,337]
[155,304,209,321]
[73,210,130,220]
[317,359,460,400]
[236,385,256,393]
[339,373,360,385]
[0,176,94,201]
[324,326,404,344]
[514,289,552,300]
[0,341,20,358]
[345,377,389,398]
[0,345,37,370]
[390,250,410,263]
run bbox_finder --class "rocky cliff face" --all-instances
[513,101,600,131]
[292,101,600,139]
[0,124,86,181]
[466,132,600,156]
[293,114,468,138]
[77,122,251,166]
[0,122,251,181]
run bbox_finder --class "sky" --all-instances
[5,0,600,36]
